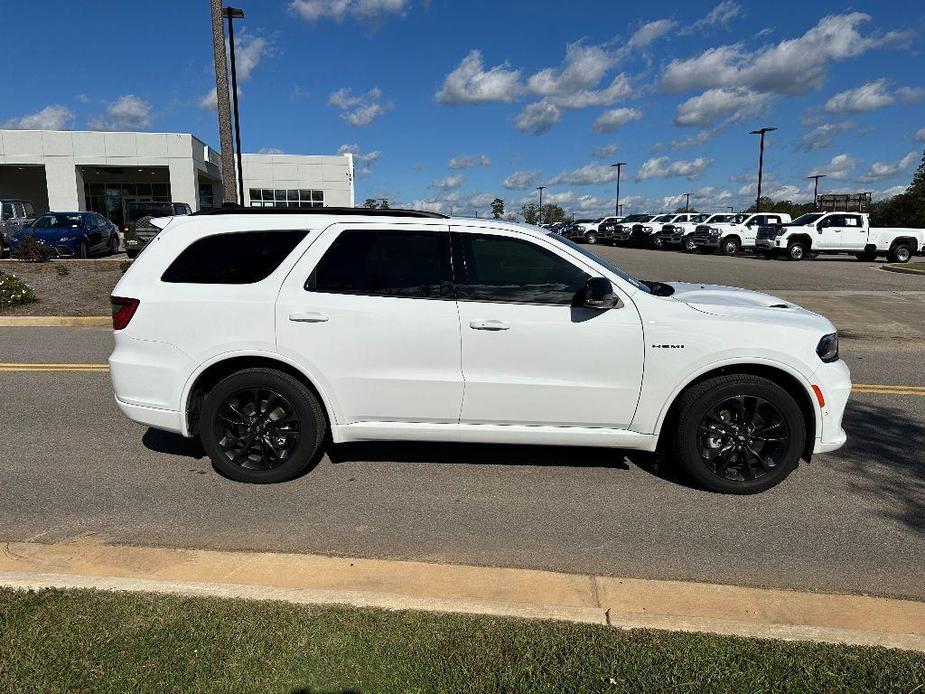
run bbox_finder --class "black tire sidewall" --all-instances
[200,368,326,483]
[892,245,911,263]
[79,242,88,259]
[675,377,805,494]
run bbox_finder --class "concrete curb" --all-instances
[1,541,923,651]
[0,316,110,327]
[881,264,925,276]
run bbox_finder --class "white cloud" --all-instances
[593,107,643,133]
[628,19,676,49]
[876,184,907,200]
[796,121,853,151]
[88,95,153,131]
[661,13,911,96]
[858,151,918,182]
[825,79,924,113]
[337,143,382,176]
[674,87,770,126]
[198,33,271,110]
[809,153,857,180]
[916,127,925,143]
[290,0,407,22]
[1,105,74,130]
[515,100,561,135]
[548,162,618,186]
[329,87,391,126]
[436,50,522,104]
[431,175,465,191]
[448,154,491,169]
[692,1,743,30]
[257,147,285,154]
[637,156,712,181]
[592,144,619,159]
[503,170,541,190]
[528,42,615,97]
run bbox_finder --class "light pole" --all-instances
[209,0,236,204]
[536,185,546,225]
[807,174,826,209]
[684,192,692,212]
[611,162,626,218]
[749,127,776,213]
[223,6,246,206]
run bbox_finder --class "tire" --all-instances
[855,251,877,262]
[672,375,805,494]
[586,232,598,244]
[722,238,740,256]
[109,234,120,255]
[78,241,88,259]
[786,241,805,261]
[888,244,912,264]
[199,367,327,483]
[651,236,664,249]
[683,237,697,253]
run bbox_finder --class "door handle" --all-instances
[289,312,329,323]
[470,319,509,331]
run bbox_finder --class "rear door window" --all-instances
[306,229,453,299]
[162,230,307,284]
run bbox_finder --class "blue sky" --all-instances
[3,0,924,217]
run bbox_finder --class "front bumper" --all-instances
[692,236,720,249]
[810,358,851,455]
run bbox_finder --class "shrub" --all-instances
[55,264,70,277]
[120,260,132,274]
[0,270,38,310]
[11,236,52,262]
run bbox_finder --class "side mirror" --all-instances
[580,277,621,310]
[816,222,824,232]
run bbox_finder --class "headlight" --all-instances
[59,236,77,242]
[643,226,653,232]
[816,332,839,363]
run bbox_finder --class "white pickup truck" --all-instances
[691,212,792,256]
[755,212,924,262]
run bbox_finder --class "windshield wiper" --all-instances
[642,280,675,297]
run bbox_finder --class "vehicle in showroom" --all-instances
[9,211,119,258]
[0,198,36,257]
[109,208,850,494]
[649,213,700,249]
[611,214,657,245]
[755,212,924,262]
[691,212,792,256]
[123,201,193,258]
[657,213,730,251]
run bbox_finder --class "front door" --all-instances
[816,214,846,250]
[452,227,644,428]
[276,222,464,426]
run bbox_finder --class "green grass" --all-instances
[0,588,923,693]
[883,262,925,275]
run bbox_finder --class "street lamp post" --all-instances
[749,127,777,213]
[536,186,546,225]
[209,0,236,204]
[223,6,246,207]
[684,192,692,212]
[807,174,826,210]
[728,206,734,213]
[611,162,626,218]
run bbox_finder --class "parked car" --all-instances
[109,207,849,494]
[610,214,657,245]
[691,213,792,255]
[655,213,727,251]
[124,201,193,258]
[0,198,37,257]
[561,218,609,244]
[646,214,693,248]
[756,212,924,262]
[9,211,119,258]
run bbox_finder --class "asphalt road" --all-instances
[1,249,923,600]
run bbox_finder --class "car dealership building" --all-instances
[0,129,355,226]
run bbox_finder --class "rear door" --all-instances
[276,222,464,426]
[452,226,644,428]
[839,214,867,251]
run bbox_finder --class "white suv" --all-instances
[110,208,850,493]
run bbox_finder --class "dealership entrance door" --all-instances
[81,166,171,228]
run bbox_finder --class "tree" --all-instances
[521,202,539,224]
[362,198,390,209]
[521,202,568,224]
[490,198,504,219]
[869,149,925,228]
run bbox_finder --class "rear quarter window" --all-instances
[161,230,307,284]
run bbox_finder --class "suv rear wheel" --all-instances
[672,375,805,494]
[888,243,912,264]
[200,368,326,483]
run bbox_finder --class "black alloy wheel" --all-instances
[673,374,805,494]
[200,368,326,483]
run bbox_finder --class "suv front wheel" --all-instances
[200,367,326,483]
[672,375,805,494]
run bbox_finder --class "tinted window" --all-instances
[454,233,590,305]
[306,230,452,299]
[34,214,84,229]
[162,230,307,284]
[2,203,12,219]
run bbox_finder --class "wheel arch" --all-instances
[890,236,918,251]
[786,233,813,250]
[181,351,336,438]
[653,361,818,461]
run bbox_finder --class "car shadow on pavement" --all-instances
[142,428,206,459]
[834,399,925,532]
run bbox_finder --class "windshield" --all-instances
[653,215,674,222]
[732,214,749,224]
[709,214,734,223]
[790,213,825,225]
[550,233,651,294]
[33,213,84,229]
[622,214,652,223]
[693,214,710,222]
[127,203,174,223]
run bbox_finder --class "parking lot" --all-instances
[1,246,923,600]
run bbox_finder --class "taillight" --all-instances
[111,296,140,330]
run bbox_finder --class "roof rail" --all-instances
[191,206,448,219]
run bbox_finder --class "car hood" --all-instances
[667,282,798,311]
